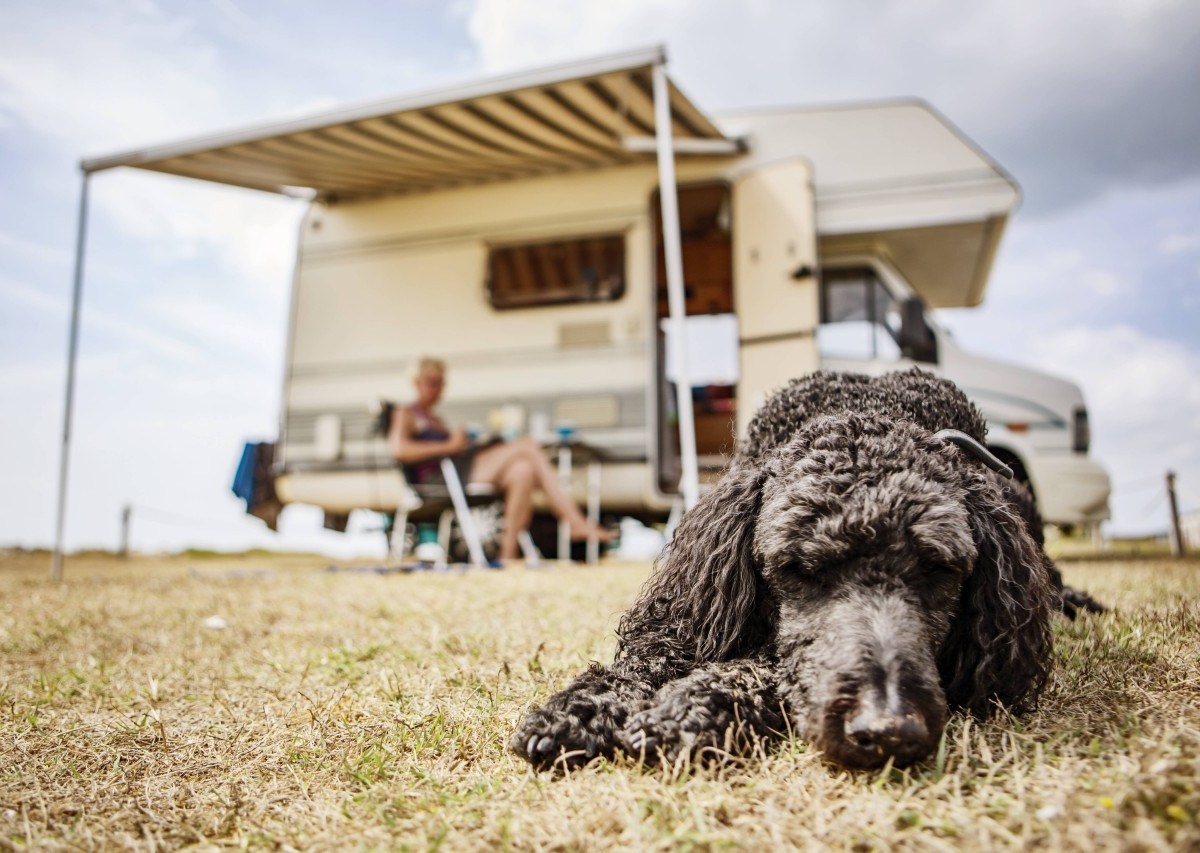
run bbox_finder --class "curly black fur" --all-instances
[512,369,1090,772]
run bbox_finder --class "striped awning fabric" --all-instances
[82,47,735,201]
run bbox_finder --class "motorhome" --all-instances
[85,47,1111,539]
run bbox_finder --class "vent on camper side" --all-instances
[558,321,613,348]
[554,396,620,429]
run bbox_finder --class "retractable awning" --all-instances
[81,45,738,200]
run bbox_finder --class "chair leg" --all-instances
[517,530,541,568]
[435,510,453,570]
[439,458,488,568]
[557,445,572,563]
[389,507,410,564]
[586,460,602,565]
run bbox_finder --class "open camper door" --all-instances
[733,160,820,436]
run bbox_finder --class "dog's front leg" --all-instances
[617,657,785,764]
[511,660,666,771]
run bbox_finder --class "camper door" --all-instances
[652,166,819,494]
[733,160,820,435]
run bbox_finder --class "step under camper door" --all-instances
[733,159,820,437]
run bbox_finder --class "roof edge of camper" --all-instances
[715,96,1023,226]
[81,44,670,174]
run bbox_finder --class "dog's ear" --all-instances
[937,475,1055,714]
[617,463,767,665]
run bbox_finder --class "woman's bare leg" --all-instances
[497,458,534,560]
[470,437,612,542]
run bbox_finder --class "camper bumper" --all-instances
[1031,454,1112,527]
[276,470,413,514]
[276,461,670,516]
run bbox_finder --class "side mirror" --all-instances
[899,297,938,363]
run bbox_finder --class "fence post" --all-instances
[118,504,132,558]
[1167,471,1186,557]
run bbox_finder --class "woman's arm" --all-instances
[388,407,469,463]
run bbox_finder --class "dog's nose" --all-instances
[843,707,931,763]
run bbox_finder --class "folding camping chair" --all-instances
[388,458,497,569]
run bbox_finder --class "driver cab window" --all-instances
[818,267,902,361]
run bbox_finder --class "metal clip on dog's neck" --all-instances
[933,429,1014,479]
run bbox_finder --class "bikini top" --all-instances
[408,404,450,443]
[402,404,452,485]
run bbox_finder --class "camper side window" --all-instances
[818,267,903,361]
[487,233,625,309]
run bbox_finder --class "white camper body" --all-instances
[81,48,1110,534]
[274,102,1108,529]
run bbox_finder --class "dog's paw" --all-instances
[618,698,750,764]
[617,665,786,765]
[511,703,617,771]
[618,705,702,763]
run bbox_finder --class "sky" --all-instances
[1,0,1198,559]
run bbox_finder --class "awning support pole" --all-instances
[51,170,91,582]
[653,62,699,511]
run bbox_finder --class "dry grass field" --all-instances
[2,549,1198,851]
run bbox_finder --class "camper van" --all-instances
[85,47,1110,536]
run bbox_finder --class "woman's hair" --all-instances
[415,356,446,378]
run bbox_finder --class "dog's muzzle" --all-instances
[784,590,949,769]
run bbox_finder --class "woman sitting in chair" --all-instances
[388,357,613,562]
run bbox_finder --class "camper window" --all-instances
[818,267,903,361]
[487,234,625,309]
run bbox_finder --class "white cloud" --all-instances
[1028,324,1200,531]
[92,170,304,294]
[0,273,68,314]
[1032,325,1200,430]
[0,356,67,398]
[1159,232,1200,254]
[971,240,1125,312]
[0,230,71,272]
[0,5,305,302]
[1079,270,1121,299]
[467,0,672,72]
[0,273,206,366]
[146,292,283,366]
[0,2,229,155]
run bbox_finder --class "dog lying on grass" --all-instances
[513,370,1099,771]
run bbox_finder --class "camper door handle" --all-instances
[792,264,815,280]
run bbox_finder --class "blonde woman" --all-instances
[389,358,613,561]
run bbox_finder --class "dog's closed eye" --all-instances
[909,501,977,571]
[758,469,976,576]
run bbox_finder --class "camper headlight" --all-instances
[1072,405,1091,454]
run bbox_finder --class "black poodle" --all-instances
[512,369,1091,772]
